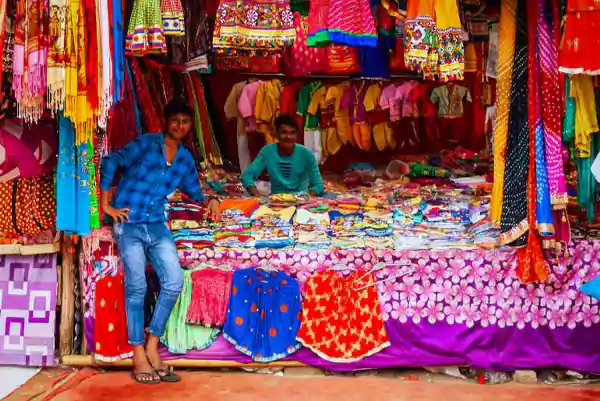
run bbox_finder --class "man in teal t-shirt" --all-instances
[241,114,324,196]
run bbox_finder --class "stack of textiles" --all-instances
[251,206,296,249]
[294,209,331,250]
[214,199,260,248]
[328,210,366,249]
[168,201,215,250]
[214,209,253,248]
[363,212,394,249]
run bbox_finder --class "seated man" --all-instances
[241,114,324,196]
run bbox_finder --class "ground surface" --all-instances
[4,368,600,401]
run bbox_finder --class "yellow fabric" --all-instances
[327,82,352,145]
[464,42,477,72]
[255,80,283,143]
[63,0,96,144]
[252,206,297,222]
[352,123,372,151]
[491,0,517,225]
[571,74,599,158]
[434,0,461,29]
[307,85,327,116]
[363,83,382,112]
[325,126,342,155]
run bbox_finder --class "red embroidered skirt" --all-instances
[297,269,390,363]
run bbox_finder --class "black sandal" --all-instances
[153,365,181,383]
[131,371,161,385]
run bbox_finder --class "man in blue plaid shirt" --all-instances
[100,99,220,384]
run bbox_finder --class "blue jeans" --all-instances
[113,222,183,345]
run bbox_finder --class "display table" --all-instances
[76,235,600,373]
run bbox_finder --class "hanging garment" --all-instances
[125,0,167,56]
[213,0,296,52]
[224,81,251,171]
[161,268,220,354]
[160,0,185,36]
[223,268,302,362]
[558,0,600,75]
[571,74,599,159]
[283,13,326,77]
[430,85,472,118]
[297,269,390,363]
[307,0,376,48]
[94,274,133,362]
[539,0,567,209]
[491,0,517,225]
[186,268,233,327]
[499,0,529,246]
[0,118,57,182]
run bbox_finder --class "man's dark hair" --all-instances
[274,114,299,132]
[164,97,194,120]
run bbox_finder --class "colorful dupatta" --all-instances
[47,0,67,111]
[517,0,548,284]
[498,0,528,247]
[539,0,567,209]
[13,0,50,122]
[0,0,9,91]
[490,0,517,225]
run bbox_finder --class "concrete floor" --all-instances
[4,368,600,401]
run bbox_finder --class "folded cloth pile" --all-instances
[168,201,215,251]
[214,209,253,248]
[328,210,365,249]
[294,209,331,250]
[251,206,296,249]
[363,212,393,249]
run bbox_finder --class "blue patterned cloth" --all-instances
[100,133,205,223]
[223,268,301,362]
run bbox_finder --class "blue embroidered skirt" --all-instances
[223,267,301,362]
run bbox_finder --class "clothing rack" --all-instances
[230,71,420,80]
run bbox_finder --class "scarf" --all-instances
[490,0,517,225]
[129,57,162,133]
[83,0,98,112]
[538,0,567,209]
[64,0,96,144]
[517,0,548,284]
[0,0,8,91]
[47,0,67,111]
[112,0,124,102]
[498,0,529,247]
[13,0,49,122]
[98,0,112,128]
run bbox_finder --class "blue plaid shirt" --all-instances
[100,133,205,223]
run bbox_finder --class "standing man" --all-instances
[241,114,324,196]
[100,99,220,384]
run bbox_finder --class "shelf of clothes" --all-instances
[226,78,473,171]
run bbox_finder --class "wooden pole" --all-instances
[59,234,74,356]
[61,355,307,368]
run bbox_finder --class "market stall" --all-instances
[1,0,600,376]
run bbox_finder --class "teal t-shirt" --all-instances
[241,144,324,195]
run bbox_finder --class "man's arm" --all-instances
[307,151,324,196]
[241,150,267,197]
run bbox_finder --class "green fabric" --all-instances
[296,82,322,129]
[161,269,219,354]
[88,140,100,229]
[290,0,309,16]
[563,77,575,150]
[241,143,324,195]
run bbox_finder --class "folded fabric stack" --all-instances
[294,209,331,250]
[251,206,296,249]
[328,210,365,249]
[168,201,215,251]
[363,212,394,249]
[214,209,253,248]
